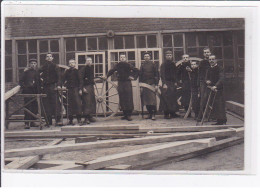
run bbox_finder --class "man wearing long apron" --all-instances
[39,53,62,126]
[106,53,139,121]
[205,55,227,125]
[159,50,180,119]
[79,57,97,125]
[197,47,211,121]
[139,52,159,120]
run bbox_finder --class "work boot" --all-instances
[126,116,133,121]
[56,120,63,126]
[30,122,39,127]
[68,119,74,125]
[25,122,30,129]
[88,116,96,123]
[164,113,171,119]
[121,115,127,120]
[82,118,90,125]
[212,120,226,125]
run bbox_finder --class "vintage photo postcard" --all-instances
[1,1,258,187]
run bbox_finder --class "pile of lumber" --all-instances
[4,124,244,170]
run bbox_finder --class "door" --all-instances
[108,48,162,113]
[75,52,106,114]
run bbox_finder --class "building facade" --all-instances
[5,18,245,112]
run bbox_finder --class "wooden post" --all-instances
[37,94,42,130]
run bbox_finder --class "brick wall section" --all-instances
[6,18,245,38]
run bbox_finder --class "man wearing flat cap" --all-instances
[19,58,41,129]
[159,50,180,119]
[139,52,159,120]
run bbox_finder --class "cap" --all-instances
[165,50,172,55]
[29,58,37,63]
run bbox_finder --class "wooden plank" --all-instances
[5,85,21,101]
[5,138,64,169]
[104,165,132,170]
[134,136,244,170]
[226,101,244,117]
[5,129,236,158]
[75,138,215,170]
[61,124,139,132]
[140,125,243,133]
[75,136,97,143]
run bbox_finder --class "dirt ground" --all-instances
[4,112,244,171]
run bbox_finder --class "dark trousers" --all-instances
[146,105,156,115]
[191,87,200,118]
[197,81,209,120]
[123,110,132,117]
[42,83,61,124]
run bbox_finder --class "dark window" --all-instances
[88,37,97,50]
[238,59,244,72]
[223,31,233,46]
[212,47,223,59]
[28,40,37,53]
[5,70,13,82]
[52,54,60,64]
[50,40,59,52]
[77,37,86,51]
[17,41,26,54]
[124,36,135,49]
[66,53,75,65]
[174,49,184,61]
[5,56,12,68]
[29,54,37,61]
[137,36,146,48]
[238,46,244,58]
[78,55,85,64]
[5,40,12,55]
[147,35,157,48]
[114,36,124,49]
[173,34,183,47]
[40,54,46,66]
[237,31,245,45]
[66,38,75,52]
[224,47,234,59]
[128,51,135,61]
[187,47,198,57]
[186,33,196,47]
[209,33,222,46]
[95,54,103,64]
[163,35,172,47]
[39,40,48,53]
[198,33,208,46]
[98,37,107,50]
[18,55,27,68]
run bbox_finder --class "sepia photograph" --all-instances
[2,3,254,181]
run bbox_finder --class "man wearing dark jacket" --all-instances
[159,50,179,119]
[79,57,97,124]
[139,52,159,120]
[39,53,62,126]
[63,59,82,125]
[106,53,139,121]
[205,55,227,125]
[197,47,211,121]
[178,54,192,113]
[19,59,41,129]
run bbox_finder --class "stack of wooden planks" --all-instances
[4,124,244,170]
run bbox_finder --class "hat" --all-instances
[29,58,37,63]
[165,50,172,55]
[143,51,151,56]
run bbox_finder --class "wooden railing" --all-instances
[5,85,21,101]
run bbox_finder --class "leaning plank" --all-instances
[134,136,244,170]
[140,125,243,133]
[5,85,21,100]
[5,138,63,169]
[226,101,244,117]
[61,124,139,132]
[75,138,215,170]
[5,129,236,158]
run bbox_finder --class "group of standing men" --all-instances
[19,47,227,129]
